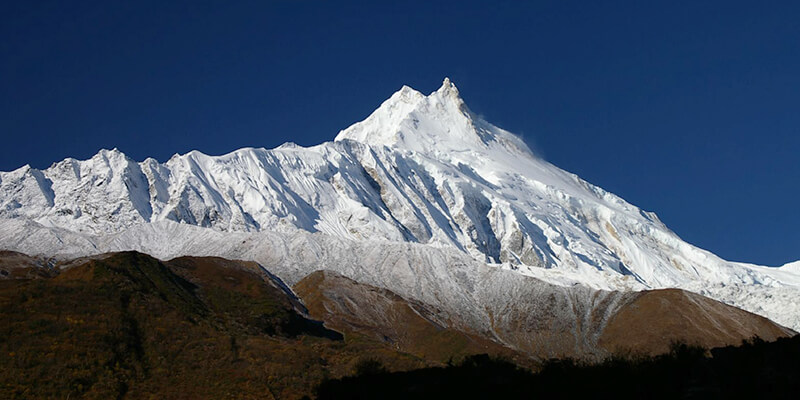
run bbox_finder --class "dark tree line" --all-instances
[315,335,800,400]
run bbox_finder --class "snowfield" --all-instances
[1,78,798,331]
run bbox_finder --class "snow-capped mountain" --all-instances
[1,78,799,330]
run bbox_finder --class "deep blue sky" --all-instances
[2,1,798,265]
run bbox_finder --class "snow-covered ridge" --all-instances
[1,78,799,329]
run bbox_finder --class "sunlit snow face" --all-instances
[1,79,799,333]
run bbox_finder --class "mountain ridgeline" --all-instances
[1,79,798,331]
[1,79,799,398]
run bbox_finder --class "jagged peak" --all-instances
[5,164,34,175]
[98,147,123,155]
[436,77,460,98]
[334,78,532,159]
[92,148,131,162]
[388,84,425,106]
[375,78,462,111]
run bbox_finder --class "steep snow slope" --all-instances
[0,79,798,329]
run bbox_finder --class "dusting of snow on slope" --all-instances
[1,78,798,330]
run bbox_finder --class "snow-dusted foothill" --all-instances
[1,78,798,331]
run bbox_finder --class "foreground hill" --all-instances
[294,270,528,365]
[0,250,794,398]
[0,252,430,399]
[295,269,792,359]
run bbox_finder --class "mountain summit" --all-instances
[335,78,533,160]
[1,79,799,331]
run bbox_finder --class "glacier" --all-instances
[1,78,798,331]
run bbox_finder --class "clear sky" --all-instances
[2,1,798,265]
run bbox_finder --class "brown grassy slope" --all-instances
[1,249,794,398]
[599,288,795,355]
[0,252,432,400]
[0,250,54,279]
[296,271,795,361]
[293,270,532,367]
